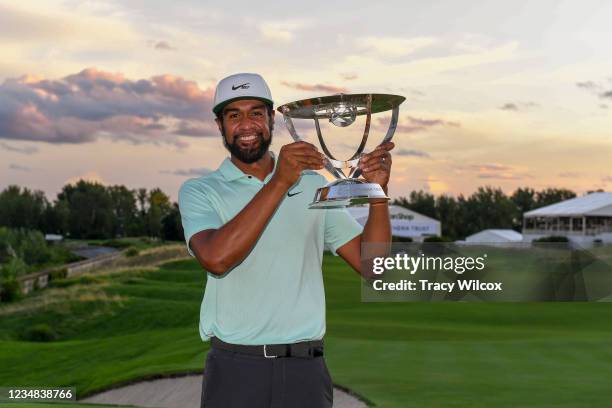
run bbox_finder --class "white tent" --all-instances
[523,192,612,247]
[465,229,523,245]
[347,205,441,240]
[44,234,64,242]
[524,192,612,217]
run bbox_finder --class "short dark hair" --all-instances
[216,103,274,123]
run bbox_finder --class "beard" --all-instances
[222,126,273,164]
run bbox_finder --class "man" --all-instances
[178,73,393,408]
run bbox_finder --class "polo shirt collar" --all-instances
[219,151,277,182]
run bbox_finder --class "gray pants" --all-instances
[201,348,333,407]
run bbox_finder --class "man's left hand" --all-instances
[358,141,394,190]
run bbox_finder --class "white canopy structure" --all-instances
[347,205,441,241]
[465,229,523,245]
[44,234,64,242]
[523,192,612,246]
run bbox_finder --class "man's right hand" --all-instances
[272,141,326,189]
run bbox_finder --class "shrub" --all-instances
[533,236,569,243]
[49,268,68,281]
[125,247,140,257]
[78,275,101,285]
[20,324,58,342]
[1,257,27,302]
[0,278,22,302]
[423,235,451,243]
[19,229,51,265]
[0,227,51,266]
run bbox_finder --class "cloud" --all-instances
[160,167,213,177]
[8,163,31,172]
[477,173,528,180]
[576,81,600,90]
[499,102,538,111]
[600,91,612,99]
[65,171,106,186]
[280,81,348,93]
[0,68,216,145]
[559,172,582,178]
[0,141,38,154]
[603,176,612,183]
[500,103,518,111]
[461,162,531,180]
[340,73,358,81]
[173,121,219,137]
[400,88,425,97]
[395,149,431,158]
[258,20,307,43]
[406,116,460,128]
[153,41,175,51]
[356,36,437,58]
[467,163,513,172]
[378,115,460,134]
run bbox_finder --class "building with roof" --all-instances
[464,229,523,246]
[347,205,441,241]
[44,234,63,242]
[523,192,612,246]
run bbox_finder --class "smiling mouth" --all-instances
[236,134,261,148]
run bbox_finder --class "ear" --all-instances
[215,117,223,133]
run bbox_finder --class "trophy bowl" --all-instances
[277,93,405,209]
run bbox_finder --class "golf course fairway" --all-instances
[1,254,611,407]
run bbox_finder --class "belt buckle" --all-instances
[263,345,277,358]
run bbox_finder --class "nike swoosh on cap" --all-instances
[232,83,250,90]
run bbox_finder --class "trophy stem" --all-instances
[349,104,400,179]
[283,112,347,180]
[348,94,372,161]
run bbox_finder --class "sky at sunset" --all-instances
[1,0,611,202]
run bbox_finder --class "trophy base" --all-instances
[310,179,389,209]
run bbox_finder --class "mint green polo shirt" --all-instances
[178,153,363,345]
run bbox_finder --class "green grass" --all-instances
[1,255,612,407]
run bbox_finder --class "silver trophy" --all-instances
[278,93,405,209]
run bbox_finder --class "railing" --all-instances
[13,244,188,296]
[523,228,612,236]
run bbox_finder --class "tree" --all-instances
[511,187,536,230]
[536,188,576,208]
[436,195,462,239]
[162,203,184,241]
[57,180,114,239]
[393,191,436,219]
[0,185,48,231]
[108,185,138,237]
[462,186,517,237]
[41,200,69,235]
[146,188,171,238]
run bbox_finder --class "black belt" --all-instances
[211,337,324,359]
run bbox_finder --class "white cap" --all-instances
[212,73,273,114]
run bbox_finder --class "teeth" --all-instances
[239,135,257,141]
